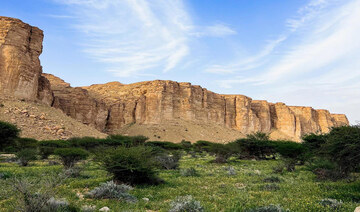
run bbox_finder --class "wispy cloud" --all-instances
[54,0,236,77]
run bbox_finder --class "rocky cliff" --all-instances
[0,16,53,105]
[0,17,349,142]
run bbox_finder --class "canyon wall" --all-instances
[0,16,53,105]
[0,17,349,141]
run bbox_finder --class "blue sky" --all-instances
[1,0,360,123]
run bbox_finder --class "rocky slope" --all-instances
[0,17,349,142]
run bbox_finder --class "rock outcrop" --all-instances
[80,80,349,141]
[44,74,108,132]
[0,16,53,105]
[1,17,350,142]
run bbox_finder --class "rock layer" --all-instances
[0,16,53,105]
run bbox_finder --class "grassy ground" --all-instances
[0,155,359,211]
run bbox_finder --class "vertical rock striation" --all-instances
[0,16,53,105]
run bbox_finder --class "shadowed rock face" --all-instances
[0,17,349,141]
[0,16,52,105]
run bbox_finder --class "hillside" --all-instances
[0,97,107,140]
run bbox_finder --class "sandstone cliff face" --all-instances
[0,17,53,105]
[82,80,349,141]
[43,74,108,132]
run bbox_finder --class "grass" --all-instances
[0,155,359,211]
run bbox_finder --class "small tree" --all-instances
[38,140,70,159]
[96,146,161,185]
[235,133,275,160]
[54,148,89,168]
[273,141,306,171]
[208,143,234,163]
[15,149,38,166]
[0,121,20,151]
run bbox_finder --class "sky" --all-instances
[1,0,360,124]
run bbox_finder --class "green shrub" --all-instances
[235,133,276,160]
[54,148,89,168]
[193,140,213,152]
[14,138,38,150]
[68,137,102,150]
[155,151,182,170]
[38,140,70,159]
[107,135,148,147]
[145,141,183,150]
[180,140,192,151]
[0,121,20,151]
[15,148,38,166]
[96,146,161,185]
[180,167,199,177]
[208,143,234,163]
[273,141,306,171]
[322,126,360,176]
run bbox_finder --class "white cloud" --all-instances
[54,0,236,77]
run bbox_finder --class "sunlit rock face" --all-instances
[0,17,52,105]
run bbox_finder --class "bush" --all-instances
[322,126,360,176]
[180,140,192,151]
[169,195,204,212]
[86,181,136,203]
[15,148,37,166]
[145,141,183,150]
[263,176,281,183]
[0,171,12,179]
[193,140,213,152]
[208,143,234,163]
[0,121,20,151]
[38,140,70,159]
[107,135,149,147]
[319,198,342,209]
[273,141,306,171]
[44,197,79,212]
[235,133,276,160]
[247,204,289,212]
[96,146,161,185]
[68,137,103,150]
[155,151,181,170]
[180,167,199,177]
[261,184,280,191]
[14,138,38,150]
[54,148,89,168]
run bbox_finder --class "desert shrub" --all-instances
[145,141,183,150]
[169,195,204,212]
[0,171,12,179]
[63,167,82,178]
[319,198,342,209]
[235,133,276,160]
[322,126,360,176]
[38,140,70,159]
[193,140,214,153]
[0,121,20,151]
[155,151,182,170]
[302,133,327,156]
[54,148,89,168]
[68,137,102,150]
[10,176,64,212]
[247,204,289,212]
[43,197,79,212]
[225,166,237,176]
[208,143,234,163]
[180,167,199,177]
[96,146,161,185]
[107,135,148,147]
[15,148,38,166]
[263,176,281,183]
[14,138,38,150]
[180,140,192,151]
[86,181,136,203]
[273,141,306,171]
[81,205,96,212]
[261,184,280,191]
